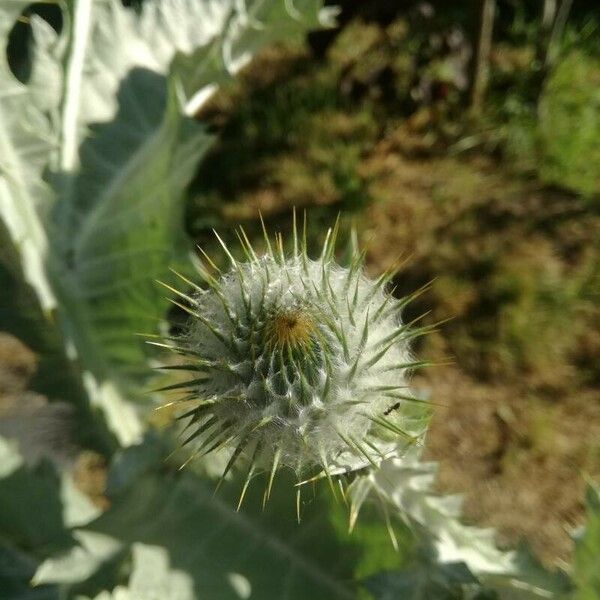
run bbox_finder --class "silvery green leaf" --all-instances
[125,543,194,600]
[36,442,359,600]
[50,77,209,444]
[349,447,517,576]
[62,0,328,133]
[0,447,72,556]
[0,435,23,477]
[52,0,327,444]
[68,0,231,128]
[0,434,100,546]
[350,447,571,598]
[0,3,61,312]
[0,436,70,600]
[33,530,124,586]
[61,476,103,528]
[76,544,195,600]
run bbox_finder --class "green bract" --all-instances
[159,219,432,504]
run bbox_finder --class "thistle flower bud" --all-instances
[158,217,430,506]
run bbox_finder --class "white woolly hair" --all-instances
[158,218,431,502]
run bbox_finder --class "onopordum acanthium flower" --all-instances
[156,218,432,508]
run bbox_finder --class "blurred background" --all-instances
[2,0,599,569]
[188,0,600,565]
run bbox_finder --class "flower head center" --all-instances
[266,309,315,350]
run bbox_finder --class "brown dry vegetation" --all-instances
[355,134,600,565]
[191,34,600,567]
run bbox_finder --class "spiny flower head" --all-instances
[157,217,432,506]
